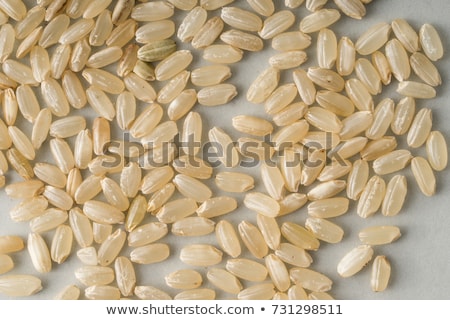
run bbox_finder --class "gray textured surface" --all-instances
[1,0,449,300]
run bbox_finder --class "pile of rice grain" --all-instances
[0,0,447,299]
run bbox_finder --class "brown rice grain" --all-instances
[426,131,448,171]
[0,255,14,274]
[357,175,386,218]
[97,229,126,266]
[89,10,113,47]
[28,233,52,273]
[305,217,344,243]
[59,18,95,45]
[410,52,442,87]
[0,275,42,297]
[207,268,242,294]
[411,156,436,196]
[157,70,190,104]
[130,243,169,265]
[237,283,274,300]
[165,269,202,290]
[42,186,73,211]
[93,223,113,245]
[226,258,268,281]
[275,242,312,267]
[317,28,337,69]
[114,256,136,296]
[281,222,320,250]
[290,267,332,292]
[6,148,34,180]
[355,22,391,55]
[300,9,341,33]
[392,18,419,53]
[50,224,73,264]
[307,197,349,218]
[156,198,198,224]
[39,14,70,48]
[397,80,436,99]
[84,285,120,300]
[106,19,137,48]
[317,91,354,117]
[407,108,432,148]
[359,225,402,245]
[372,50,392,85]
[174,288,215,300]
[371,256,391,292]
[127,222,168,247]
[337,245,373,277]
[220,29,264,52]
[172,217,215,237]
[419,23,444,61]
[134,286,171,300]
[179,244,222,267]
[69,208,93,248]
[54,285,81,300]
[238,221,269,259]
[2,88,18,126]
[70,38,91,72]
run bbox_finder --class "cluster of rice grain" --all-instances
[245,9,446,295]
[0,0,446,300]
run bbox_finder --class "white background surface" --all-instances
[1,0,450,300]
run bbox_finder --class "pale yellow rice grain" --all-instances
[172,217,215,237]
[337,245,373,277]
[106,19,137,48]
[396,81,436,99]
[39,14,71,48]
[419,23,444,61]
[392,18,419,53]
[70,38,91,72]
[299,9,341,33]
[89,10,113,47]
[359,225,402,245]
[290,267,332,292]
[165,269,202,290]
[221,6,262,32]
[372,51,392,85]
[69,208,93,248]
[357,175,386,218]
[246,0,274,16]
[407,108,432,148]
[50,225,73,264]
[54,285,80,300]
[220,29,264,52]
[191,16,224,49]
[355,22,391,55]
[30,208,68,233]
[130,243,170,265]
[238,221,269,259]
[317,28,337,69]
[156,198,198,224]
[281,222,320,250]
[426,131,448,171]
[411,156,436,196]
[275,242,312,268]
[0,275,42,297]
[114,256,136,297]
[371,256,391,292]
[27,233,52,273]
[410,52,442,87]
[179,244,222,267]
[226,258,268,281]
[207,268,242,294]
